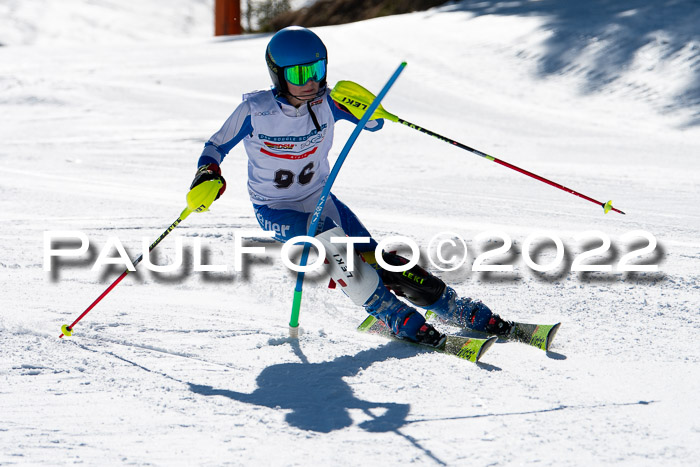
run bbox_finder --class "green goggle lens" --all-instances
[284,60,326,86]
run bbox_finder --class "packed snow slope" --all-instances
[1,1,699,465]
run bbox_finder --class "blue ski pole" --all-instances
[288,61,407,337]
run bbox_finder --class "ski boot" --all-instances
[368,251,510,338]
[429,286,513,336]
[363,282,446,347]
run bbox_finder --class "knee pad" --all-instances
[379,251,446,307]
[316,227,379,306]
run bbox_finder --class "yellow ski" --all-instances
[358,315,497,363]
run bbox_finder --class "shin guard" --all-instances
[377,251,446,307]
[316,227,379,306]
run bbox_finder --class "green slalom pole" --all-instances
[288,62,407,338]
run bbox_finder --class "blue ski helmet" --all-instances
[265,26,328,95]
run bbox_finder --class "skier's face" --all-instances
[286,80,320,107]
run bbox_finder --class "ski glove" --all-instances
[190,163,227,200]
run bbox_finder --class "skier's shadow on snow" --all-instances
[189,341,416,433]
[188,339,496,441]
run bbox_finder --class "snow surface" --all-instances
[2,1,700,465]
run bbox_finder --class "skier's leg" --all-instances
[372,250,445,306]
[315,226,379,307]
[253,193,378,247]
[316,227,444,345]
[326,193,378,254]
[377,251,512,336]
[253,200,444,343]
[253,203,315,241]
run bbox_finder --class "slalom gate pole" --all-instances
[59,206,193,338]
[288,62,407,338]
[331,81,625,215]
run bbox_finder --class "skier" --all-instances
[188,26,512,347]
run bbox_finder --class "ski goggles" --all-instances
[284,59,326,86]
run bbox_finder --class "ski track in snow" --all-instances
[1,1,700,465]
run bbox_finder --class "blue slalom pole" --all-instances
[288,61,407,336]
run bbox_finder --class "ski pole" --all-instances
[288,62,407,338]
[59,179,223,338]
[58,206,192,338]
[331,81,625,215]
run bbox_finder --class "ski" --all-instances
[357,315,497,363]
[509,322,561,351]
[426,311,560,351]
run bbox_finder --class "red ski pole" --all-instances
[331,81,625,215]
[59,206,193,338]
[396,119,625,215]
[58,178,224,338]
